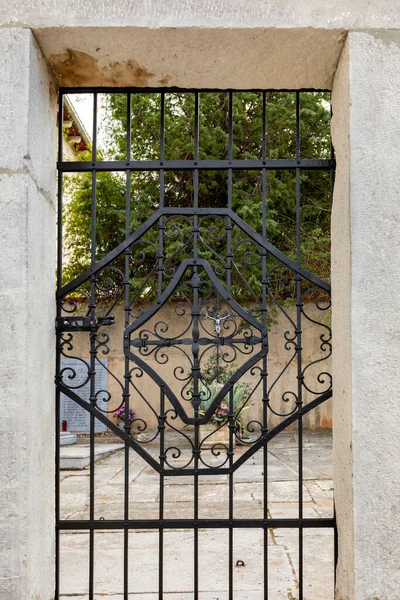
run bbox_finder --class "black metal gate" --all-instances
[56,89,334,599]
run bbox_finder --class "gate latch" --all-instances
[56,316,115,332]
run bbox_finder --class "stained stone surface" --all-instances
[59,431,333,599]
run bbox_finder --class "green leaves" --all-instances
[63,91,331,290]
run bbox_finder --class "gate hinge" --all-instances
[56,316,115,332]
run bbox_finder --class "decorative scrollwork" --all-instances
[60,290,90,315]
[301,288,332,395]
[95,332,110,355]
[58,333,91,390]
[163,410,194,470]
[57,203,332,475]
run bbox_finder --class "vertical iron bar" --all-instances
[227,91,234,600]
[193,91,200,600]
[158,92,165,600]
[331,94,337,592]
[227,91,233,213]
[261,90,269,600]
[159,390,165,600]
[158,92,165,296]
[330,100,335,208]
[334,505,338,588]
[57,92,64,290]
[295,91,304,600]
[123,92,132,600]
[127,92,132,163]
[55,90,64,600]
[89,92,98,600]
[193,93,199,217]
[228,386,234,600]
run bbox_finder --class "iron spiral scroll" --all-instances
[56,207,332,475]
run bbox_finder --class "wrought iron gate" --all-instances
[56,89,334,599]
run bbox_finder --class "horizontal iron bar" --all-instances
[58,517,335,530]
[60,87,331,94]
[163,468,230,476]
[130,336,262,348]
[58,159,334,173]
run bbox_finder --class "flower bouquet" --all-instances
[114,405,135,430]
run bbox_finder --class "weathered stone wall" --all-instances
[332,30,400,599]
[0,28,56,600]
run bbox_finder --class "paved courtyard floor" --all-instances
[59,431,333,599]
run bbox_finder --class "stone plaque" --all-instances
[60,358,108,432]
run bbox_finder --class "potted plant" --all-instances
[198,380,249,449]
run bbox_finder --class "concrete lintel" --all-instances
[32,26,346,89]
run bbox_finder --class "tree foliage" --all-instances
[63,91,331,298]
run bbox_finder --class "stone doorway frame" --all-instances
[1,22,399,600]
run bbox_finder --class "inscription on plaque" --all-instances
[60,358,108,432]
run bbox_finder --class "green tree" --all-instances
[63,92,331,298]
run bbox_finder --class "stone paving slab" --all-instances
[60,444,124,469]
[61,469,92,477]
[233,480,312,503]
[59,529,296,598]
[304,480,334,501]
[63,592,293,599]
[108,462,148,485]
[232,456,299,483]
[272,527,334,598]
[62,589,331,599]
[59,432,334,599]
[271,447,333,480]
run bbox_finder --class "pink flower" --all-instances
[114,405,135,421]
[215,402,229,416]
